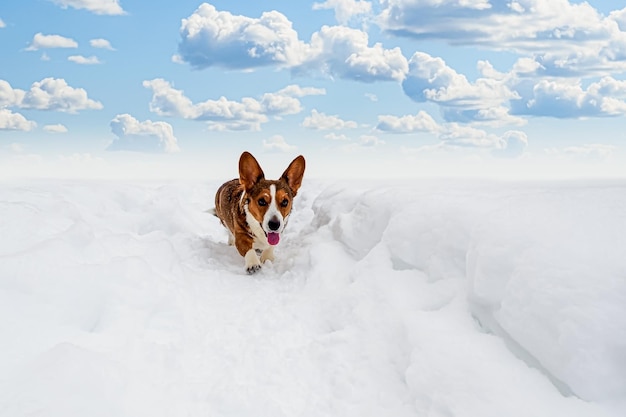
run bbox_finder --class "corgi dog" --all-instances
[213,151,306,274]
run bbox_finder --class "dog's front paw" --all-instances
[244,249,261,275]
[246,264,262,274]
[260,247,275,263]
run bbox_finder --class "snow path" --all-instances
[0,179,624,417]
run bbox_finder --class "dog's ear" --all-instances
[239,152,265,191]
[281,155,306,195]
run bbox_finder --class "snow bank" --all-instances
[0,179,624,416]
[313,180,626,403]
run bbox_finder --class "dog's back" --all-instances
[214,179,242,233]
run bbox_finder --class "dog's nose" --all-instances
[268,217,281,231]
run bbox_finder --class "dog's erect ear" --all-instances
[239,151,265,191]
[281,155,306,195]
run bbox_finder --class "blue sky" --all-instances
[1,0,626,179]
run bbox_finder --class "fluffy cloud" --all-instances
[438,123,503,148]
[379,0,626,76]
[374,108,529,156]
[0,109,36,131]
[0,79,26,107]
[263,135,297,152]
[0,18,5,28]
[493,130,529,158]
[380,0,607,51]
[49,0,125,15]
[176,3,408,82]
[511,77,626,118]
[176,3,305,70]
[402,52,521,125]
[402,51,626,122]
[376,110,440,133]
[68,55,102,65]
[435,124,528,157]
[108,114,179,153]
[312,0,372,25]
[302,109,358,130]
[261,85,326,117]
[1,78,102,113]
[295,25,408,82]
[90,38,115,50]
[143,79,322,131]
[26,33,78,51]
[21,78,103,113]
[403,52,516,107]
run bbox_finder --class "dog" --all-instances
[212,151,306,274]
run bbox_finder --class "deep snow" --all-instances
[0,178,625,417]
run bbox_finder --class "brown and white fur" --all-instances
[213,151,306,274]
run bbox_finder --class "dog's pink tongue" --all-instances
[267,232,280,246]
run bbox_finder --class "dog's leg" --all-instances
[244,249,262,274]
[227,230,235,246]
[260,246,275,263]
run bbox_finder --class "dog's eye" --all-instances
[258,198,267,207]
[280,198,289,207]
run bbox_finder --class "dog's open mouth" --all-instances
[267,232,280,245]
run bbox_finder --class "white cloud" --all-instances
[90,38,115,50]
[403,52,516,108]
[0,109,36,131]
[296,25,408,82]
[109,114,179,153]
[379,0,626,77]
[312,0,372,25]
[26,33,78,51]
[49,0,125,15]
[273,84,326,98]
[400,51,626,122]
[143,78,321,131]
[261,85,326,117]
[438,123,502,149]
[176,3,305,70]
[609,8,626,32]
[380,0,605,51]
[493,130,528,158]
[402,52,521,125]
[0,18,5,28]
[302,109,358,130]
[1,78,102,113]
[43,124,68,133]
[176,4,408,82]
[263,135,297,152]
[20,78,103,113]
[343,134,385,151]
[68,55,102,65]
[0,79,26,107]
[511,77,626,118]
[376,110,440,133]
[431,124,528,157]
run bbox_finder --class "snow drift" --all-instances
[0,178,624,417]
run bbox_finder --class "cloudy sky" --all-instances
[1,0,626,179]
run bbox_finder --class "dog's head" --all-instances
[239,151,306,246]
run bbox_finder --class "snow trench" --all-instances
[0,179,624,417]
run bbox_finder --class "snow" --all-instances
[0,178,625,416]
